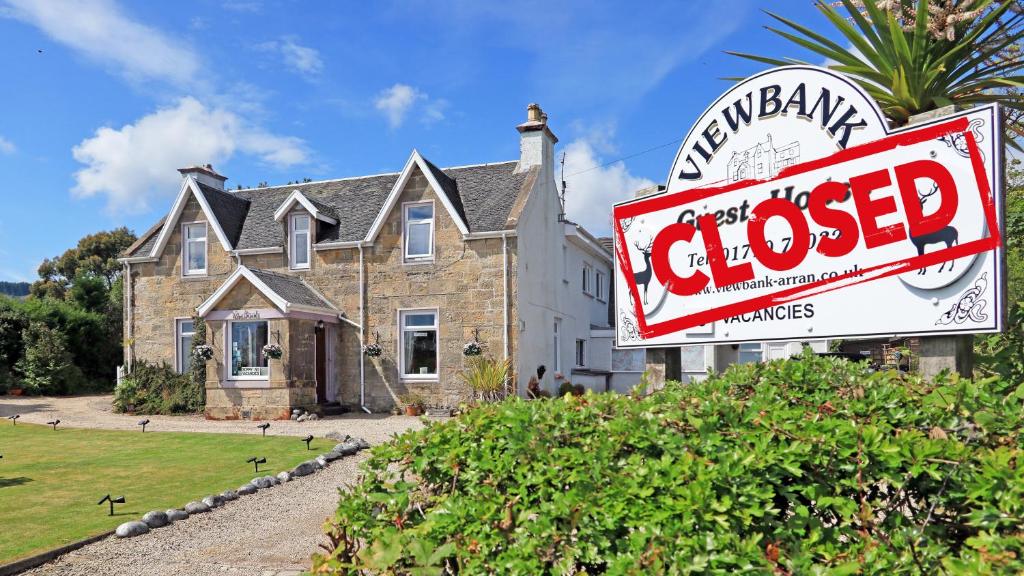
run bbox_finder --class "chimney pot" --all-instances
[527,103,542,123]
[178,163,228,191]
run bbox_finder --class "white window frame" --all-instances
[175,318,196,374]
[582,263,593,295]
[553,318,562,373]
[182,222,208,276]
[289,213,311,270]
[738,342,764,364]
[575,338,586,368]
[595,271,606,302]
[398,308,439,381]
[226,319,270,382]
[403,201,435,263]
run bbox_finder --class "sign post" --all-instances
[614,66,1004,379]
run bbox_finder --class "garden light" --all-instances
[97,494,125,516]
[246,456,267,473]
[257,423,270,437]
[302,434,313,450]
[7,415,18,425]
[138,419,150,433]
[46,419,60,430]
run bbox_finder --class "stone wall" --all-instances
[128,195,234,369]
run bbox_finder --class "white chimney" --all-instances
[514,103,558,174]
[178,164,227,191]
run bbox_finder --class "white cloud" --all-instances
[562,136,656,236]
[0,136,15,155]
[257,37,324,77]
[2,0,201,86]
[373,84,446,129]
[71,97,309,214]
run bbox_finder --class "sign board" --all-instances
[238,367,268,377]
[614,66,1004,347]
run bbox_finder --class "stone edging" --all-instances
[112,435,372,539]
[0,530,114,576]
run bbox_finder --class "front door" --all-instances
[315,324,326,403]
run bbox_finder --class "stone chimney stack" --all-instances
[515,103,558,174]
[178,163,227,191]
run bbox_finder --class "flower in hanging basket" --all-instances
[463,341,482,356]
[263,343,284,359]
[363,343,383,357]
[192,344,214,361]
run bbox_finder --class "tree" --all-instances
[15,322,83,395]
[730,0,1024,145]
[31,227,137,300]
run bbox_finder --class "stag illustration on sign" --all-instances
[632,238,655,305]
[910,183,959,275]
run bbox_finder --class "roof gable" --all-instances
[148,178,238,258]
[272,190,339,225]
[196,266,338,317]
[365,150,471,242]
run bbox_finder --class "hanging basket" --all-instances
[363,343,383,357]
[463,341,482,357]
[263,343,284,360]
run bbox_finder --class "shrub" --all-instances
[557,380,574,397]
[459,356,510,402]
[313,350,1024,574]
[114,361,203,414]
[15,322,84,395]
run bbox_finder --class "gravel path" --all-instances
[0,394,423,444]
[22,453,370,576]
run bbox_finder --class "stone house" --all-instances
[119,104,643,419]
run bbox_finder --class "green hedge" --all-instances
[313,351,1024,574]
[113,361,204,414]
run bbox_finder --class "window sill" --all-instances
[400,375,439,382]
[181,273,210,280]
[403,258,435,266]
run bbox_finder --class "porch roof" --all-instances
[196,266,339,318]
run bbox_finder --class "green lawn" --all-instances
[0,423,335,564]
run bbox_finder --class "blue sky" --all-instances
[0,0,831,282]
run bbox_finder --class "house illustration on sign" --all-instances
[726,135,800,182]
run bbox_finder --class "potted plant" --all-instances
[9,386,23,396]
[363,343,382,358]
[262,343,283,360]
[463,341,482,357]
[399,393,425,416]
[193,344,215,362]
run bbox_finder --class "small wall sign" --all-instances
[233,310,261,320]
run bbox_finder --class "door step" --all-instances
[322,402,347,416]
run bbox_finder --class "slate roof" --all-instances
[248,268,335,310]
[125,157,530,257]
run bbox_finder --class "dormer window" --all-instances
[289,213,311,270]
[404,202,434,262]
[183,222,207,276]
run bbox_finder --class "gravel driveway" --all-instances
[1,394,425,575]
[0,394,423,444]
[22,453,369,576]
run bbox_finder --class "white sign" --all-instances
[238,367,268,376]
[614,66,1004,347]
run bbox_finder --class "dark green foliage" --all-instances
[0,296,117,393]
[188,317,207,405]
[557,381,574,397]
[30,227,136,300]
[0,282,29,298]
[14,322,84,395]
[313,351,1024,574]
[113,361,203,414]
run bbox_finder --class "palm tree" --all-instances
[730,0,1024,145]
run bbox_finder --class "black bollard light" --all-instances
[138,419,150,433]
[7,415,18,426]
[257,423,270,437]
[97,494,126,516]
[302,434,314,450]
[46,419,60,430]
[246,456,267,473]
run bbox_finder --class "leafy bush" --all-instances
[113,361,203,414]
[313,351,1024,574]
[15,322,84,395]
[459,356,510,402]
